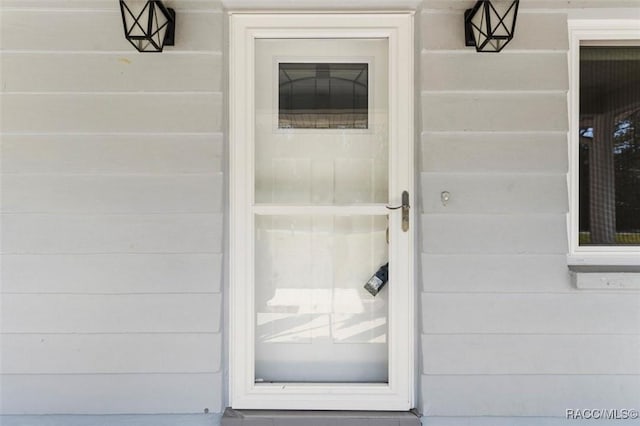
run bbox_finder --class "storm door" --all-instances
[229,13,414,411]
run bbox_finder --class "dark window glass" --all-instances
[278,63,368,129]
[579,46,640,245]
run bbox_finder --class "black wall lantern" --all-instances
[119,0,175,52]
[465,0,519,52]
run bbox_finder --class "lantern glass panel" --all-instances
[122,2,151,38]
[488,3,512,37]
[137,40,155,52]
[153,14,169,47]
[489,39,505,51]
[502,5,517,34]
[470,8,487,45]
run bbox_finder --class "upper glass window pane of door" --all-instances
[279,63,368,129]
[254,39,388,204]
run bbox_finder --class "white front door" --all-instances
[229,13,414,410]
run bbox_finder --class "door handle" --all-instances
[386,190,410,232]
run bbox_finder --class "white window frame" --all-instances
[228,12,415,410]
[567,19,640,266]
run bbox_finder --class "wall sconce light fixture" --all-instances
[119,0,175,52]
[464,0,519,52]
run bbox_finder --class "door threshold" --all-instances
[221,407,421,425]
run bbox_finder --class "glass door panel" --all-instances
[254,39,389,205]
[253,38,390,383]
[254,214,388,382]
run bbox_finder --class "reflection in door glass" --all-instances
[255,39,389,205]
[254,214,389,383]
[279,63,368,129]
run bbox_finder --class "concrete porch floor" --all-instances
[221,408,421,426]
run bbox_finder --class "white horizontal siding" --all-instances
[421,12,569,51]
[421,132,568,174]
[1,333,222,374]
[421,293,640,334]
[0,2,225,416]
[1,214,223,254]
[1,373,223,414]
[0,0,222,8]
[421,0,640,10]
[0,414,222,426]
[417,7,640,421]
[2,94,222,134]
[1,175,223,213]
[421,254,571,293]
[1,9,223,52]
[423,334,640,374]
[421,214,568,254]
[422,52,568,91]
[421,375,640,417]
[420,173,568,214]
[1,253,223,293]
[1,294,222,333]
[0,134,223,174]
[2,53,222,93]
[422,92,568,132]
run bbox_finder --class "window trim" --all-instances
[567,19,640,267]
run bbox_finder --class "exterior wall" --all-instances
[417,4,640,424]
[0,0,225,415]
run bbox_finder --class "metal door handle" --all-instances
[386,190,410,232]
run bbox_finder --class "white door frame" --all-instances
[229,12,415,410]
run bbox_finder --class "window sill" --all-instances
[571,270,640,290]
[568,254,640,290]
[567,253,640,267]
